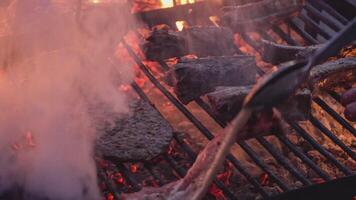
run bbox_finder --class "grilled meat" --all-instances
[309,57,356,90]
[96,99,173,161]
[261,40,320,64]
[143,26,235,61]
[167,55,257,104]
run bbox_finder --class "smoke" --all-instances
[0,0,135,199]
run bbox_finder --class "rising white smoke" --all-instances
[0,0,135,199]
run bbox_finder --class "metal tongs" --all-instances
[192,18,356,200]
[244,18,356,109]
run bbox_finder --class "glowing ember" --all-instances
[107,193,114,200]
[115,172,125,184]
[208,184,226,200]
[130,164,138,173]
[259,173,269,186]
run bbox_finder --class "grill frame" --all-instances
[104,0,356,199]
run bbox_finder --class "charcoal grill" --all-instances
[92,0,356,199]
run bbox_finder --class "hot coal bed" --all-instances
[1,0,356,200]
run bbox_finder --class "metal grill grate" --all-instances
[99,1,356,199]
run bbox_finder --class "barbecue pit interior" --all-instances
[0,0,355,200]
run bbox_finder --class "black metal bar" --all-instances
[311,0,349,25]
[271,25,299,45]
[327,90,341,103]
[226,154,271,198]
[276,134,332,181]
[115,163,142,192]
[269,174,356,200]
[305,3,343,31]
[299,12,331,39]
[172,133,240,200]
[163,155,219,200]
[97,166,122,199]
[288,121,353,175]
[256,137,313,186]
[313,97,356,136]
[286,18,319,44]
[309,115,356,160]
[143,162,165,186]
[238,141,291,192]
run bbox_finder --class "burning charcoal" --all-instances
[221,0,304,31]
[96,99,173,161]
[207,86,311,122]
[143,26,235,61]
[261,40,321,64]
[345,102,356,121]
[168,55,257,104]
[309,57,356,90]
[341,88,356,106]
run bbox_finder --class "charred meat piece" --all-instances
[341,88,356,106]
[221,0,304,31]
[143,26,187,61]
[345,102,356,121]
[181,26,235,57]
[208,86,311,122]
[261,40,320,64]
[342,88,356,122]
[143,26,235,61]
[309,57,356,90]
[168,56,257,104]
[96,99,173,161]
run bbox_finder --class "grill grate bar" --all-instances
[112,161,142,192]
[309,115,356,160]
[285,18,319,44]
[97,164,122,198]
[256,137,313,186]
[313,97,356,136]
[276,134,332,181]
[238,141,291,192]
[310,0,349,25]
[299,12,331,40]
[289,121,353,175]
[173,132,240,200]
[271,25,299,45]
[143,162,165,186]
[163,155,226,200]
[305,2,343,31]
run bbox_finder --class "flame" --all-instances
[209,16,220,27]
[175,21,185,31]
[160,0,196,8]
[90,0,101,3]
[160,0,174,8]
